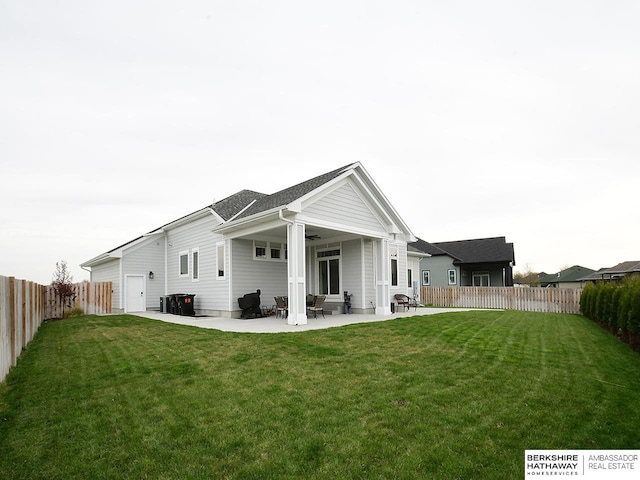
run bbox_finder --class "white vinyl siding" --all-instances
[165,215,225,313]
[90,259,120,311]
[341,239,362,308]
[363,239,376,310]
[304,182,386,234]
[121,238,165,310]
[232,239,287,310]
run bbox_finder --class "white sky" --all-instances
[1,1,639,285]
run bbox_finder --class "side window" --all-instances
[217,242,225,279]
[179,251,189,277]
[390,245,398,287]
[192,248,199,281]
[422,270,430,286]
[448,269,457,285]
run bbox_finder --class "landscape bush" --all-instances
[63,307,85,318]
[580,276,640,350]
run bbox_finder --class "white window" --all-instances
[253,240,286,262]
[254,240,267,258]
[179,251,189,277]
[448,269,457,285]
[407,269,413,288]
[317,247,341,296]
[216,242,225,279]
[192,248,199,281]
[390,245,398,287]
[422,270,431,286]
[473,272,490,287]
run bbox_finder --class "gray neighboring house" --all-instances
[539,265,595,288]
[409,237,515,287]
[577,261,640,283]
[81,162,417,324]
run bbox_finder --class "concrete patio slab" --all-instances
[131,307,477,333]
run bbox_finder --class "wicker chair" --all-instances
[307,295,326,318]
[274,296,288,318]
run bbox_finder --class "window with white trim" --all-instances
[408,269,413,288]
[390,245,398,287]
[422,270,431,286]
[192,248,199,281]
[317,247,341,296]
[448,269,457,285]
[473,271,490,287]
[179,251,189,277]
[253,240,286,262]
[216,242,225,279]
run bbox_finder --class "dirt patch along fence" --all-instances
[421,286,583,314]
[1,276,112,383]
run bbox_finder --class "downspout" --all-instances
[81,266,91,281]
[164,233,168,296]
[278,208,294,226]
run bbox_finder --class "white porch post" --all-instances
[287,221,308,325]
[375,238,392,315]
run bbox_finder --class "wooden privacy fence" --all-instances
[421,286,583,314]
[45,281,112,320]
[1,276,45,383]
[1,276,112,383]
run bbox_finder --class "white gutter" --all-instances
[278,208,294,225]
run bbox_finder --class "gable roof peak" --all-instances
[233,163,360,220]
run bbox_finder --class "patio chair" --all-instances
[394,294,411,312]
[274,296,288,318]
[307,295,326,318]
[306,294,316,307]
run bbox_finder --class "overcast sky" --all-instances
[1,0,639,285]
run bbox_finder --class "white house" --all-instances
[81,163,418,325]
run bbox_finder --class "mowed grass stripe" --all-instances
[1,311,639,479]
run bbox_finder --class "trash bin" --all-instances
[176,294,196,316]
[168,294,178,314]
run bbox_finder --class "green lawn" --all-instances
[1,311,639,479]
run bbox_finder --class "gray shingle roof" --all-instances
[410,236,515,265]
[212,190,267,221]
[408,238,451,257]
[234,164,355,220]
[539,265,595,284]
[578,261,640,281]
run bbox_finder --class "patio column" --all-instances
[287,220,308,325]
[375,239,392,315]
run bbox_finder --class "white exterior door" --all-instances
[125,275,146,312]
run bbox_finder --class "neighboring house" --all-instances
[539,265,595,288]
[81,163,417,324]
[409,237,515,287]
[577,261,640,283]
